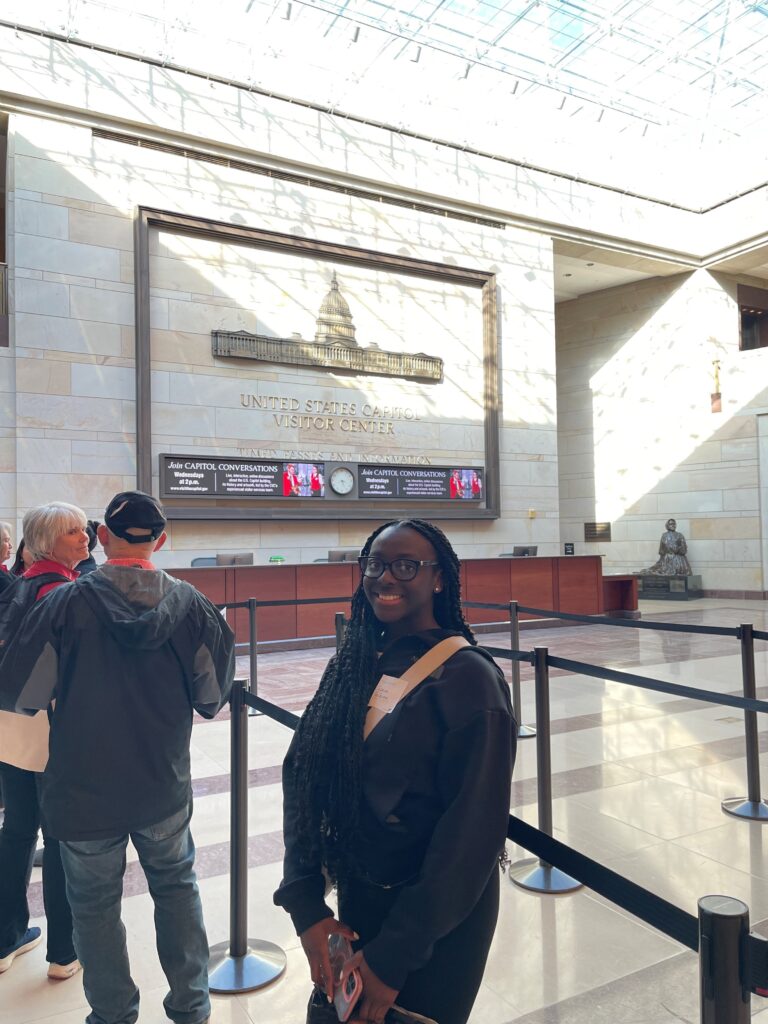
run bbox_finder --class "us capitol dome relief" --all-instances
[212,272,443,383]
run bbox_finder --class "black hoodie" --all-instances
[274,628,516,991]
[0,564,234,840]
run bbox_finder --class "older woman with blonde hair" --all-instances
[0,502,89,978]
[0,522,14,591]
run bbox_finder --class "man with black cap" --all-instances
[1,490,234,1024]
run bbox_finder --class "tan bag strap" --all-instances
[363,635,470,741]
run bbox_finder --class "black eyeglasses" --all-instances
[358,556,440,581]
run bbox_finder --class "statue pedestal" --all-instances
[637,574,702,600]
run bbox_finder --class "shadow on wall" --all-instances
[554,269,768,590]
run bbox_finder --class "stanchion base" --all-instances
[247,708,262,717]
[721,797,768,821]
[208,939,287,993]
[508,858,583,894]
[517,724,536,739]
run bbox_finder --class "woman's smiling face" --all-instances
[362,525,443,641]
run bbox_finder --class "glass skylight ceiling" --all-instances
[4,0,768,202]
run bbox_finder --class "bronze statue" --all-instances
[645,518,692,576]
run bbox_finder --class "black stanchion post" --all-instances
[722,624,768,821]
[335,612,347,654]
[209,680,287,992]
[508,600,535,739]
[698,895,749,1023]
[509,647,582,894]
[248,598,258,698]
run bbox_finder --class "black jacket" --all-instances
[274,628,516,990]
[0,563,234,840]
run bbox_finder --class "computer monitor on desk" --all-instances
[215,552,254,566]
[328,548,361,563]
[512,545,537,557]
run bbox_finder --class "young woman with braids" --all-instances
[275,519,516,1024]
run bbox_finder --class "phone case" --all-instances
[333,966,362,1022]
[328,933,362,1022]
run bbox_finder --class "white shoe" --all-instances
[47,959,82,980]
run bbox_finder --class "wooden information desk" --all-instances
[169,555,627,645]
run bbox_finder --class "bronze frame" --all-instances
[134,206,500,520]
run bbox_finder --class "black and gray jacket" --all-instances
[0,563,234,840]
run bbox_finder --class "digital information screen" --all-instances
[160,456,326,499]
[358,465,484,501]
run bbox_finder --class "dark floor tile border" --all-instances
[502,914,768,1023]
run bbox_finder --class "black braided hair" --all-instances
[290,519,475,883]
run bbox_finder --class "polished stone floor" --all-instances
[6,598,768,1023]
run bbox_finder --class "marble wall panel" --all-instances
[150,330,211,368]
[19,472,125,512]
[0,438,16,474]
[15,313,123,357]
[722,438,758,462]
[152,402,217,438]
[71,439,136,476]
[723,539,761,563]
[151,256,218,295]
[15,359,71,397]
[69,209,133,250]
[500,427,558,457]
[69,285,134,326]
[167,298,258,335]
[691,516,760,540]
[15,278,70,318]
[724,488,759,512]
[15,199,69,239]
[0,472,17,514]
[16,234,121,282]
[0,356,15,395]
[679,441,723,465]
[0,393,16,431]
[18,438,72,475]
[17,394,124,433]
[150,297,170,330]
[71,363,135,400]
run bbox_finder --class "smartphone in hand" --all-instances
[328,934,362,1022]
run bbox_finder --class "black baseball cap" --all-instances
[104,491,166,545]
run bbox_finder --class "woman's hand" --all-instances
[344,951,399,1024]
[299,916,357,1001]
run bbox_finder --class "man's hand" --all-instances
[345,951,398,1024]
[299,916,357,1001]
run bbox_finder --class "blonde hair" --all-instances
[23,503,87,561]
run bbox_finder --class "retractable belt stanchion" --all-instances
[508,647,582,894]
[699,896,750,1023]
[208,680,287,992]
[335,611,347,654]
[722,623,768,821]
[246,599,260,718]
[508,601,535,739]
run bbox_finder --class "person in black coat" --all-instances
[274,519,516,1024]
[74,521,100,576]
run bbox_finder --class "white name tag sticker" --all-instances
[368,675,408,714]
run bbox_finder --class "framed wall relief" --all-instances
[134,207,500,520]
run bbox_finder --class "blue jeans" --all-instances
[59,804,210,1024]
[0,762,75,963]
